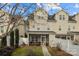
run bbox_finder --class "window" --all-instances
[37,15,44,19]
[59,26,61,31]
[63,15,65,20]
[59,15,62,20]
[37,28,40,30]
[68,26,70,31]
[59,28,61,31]
[73,26,75,29]
[1,26,4,33]
[59,15,65,20]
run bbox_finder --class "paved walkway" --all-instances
[41,45,51,56]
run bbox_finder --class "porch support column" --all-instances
[40,35,42,45]
[49,34,56,47]
[0,39,1,48]
[27,34,29,46]
[39,35,41,45]
[6,35,10,47]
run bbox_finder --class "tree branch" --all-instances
[20,3,34,16]
[0,3,8,10]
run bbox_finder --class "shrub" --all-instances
[10,31,14,47]
[0,47,15,56]
[1,36,7,48]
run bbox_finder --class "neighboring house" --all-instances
[0,10,25,37]
[0,10,26,47]
[26,8,79,47]
[0,10,10,36]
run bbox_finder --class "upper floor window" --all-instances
[68,26,70,31]
[59,15,62,20]
[59,25,61,31]
[37,16,43,19]
[73,26,75,29]
[59,15,65,20]
[63,15,65,20]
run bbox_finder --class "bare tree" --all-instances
[0,3,34,39]
[0,3,8,10]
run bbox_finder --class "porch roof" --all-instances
[56,34,70,36]
[27,31,55,34]
[67,31,79,35]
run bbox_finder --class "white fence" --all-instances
[0,36,29,47]
[19,37,29,46]
[0,39,1,47]
[54,38,79,56]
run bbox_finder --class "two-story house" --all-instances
[26,8,79,47]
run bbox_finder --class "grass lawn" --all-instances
[11,46,43,56]
[47,47,72,56]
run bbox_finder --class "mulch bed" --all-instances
[47,47,72,56]
[0,47,15,56]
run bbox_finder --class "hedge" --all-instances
[15,29,19,48]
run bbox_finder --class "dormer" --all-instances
[68,15,76,23]
[34,8,48,22]
[55,10,69,21]
[74,13,79,22]
[48,14,56,22]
